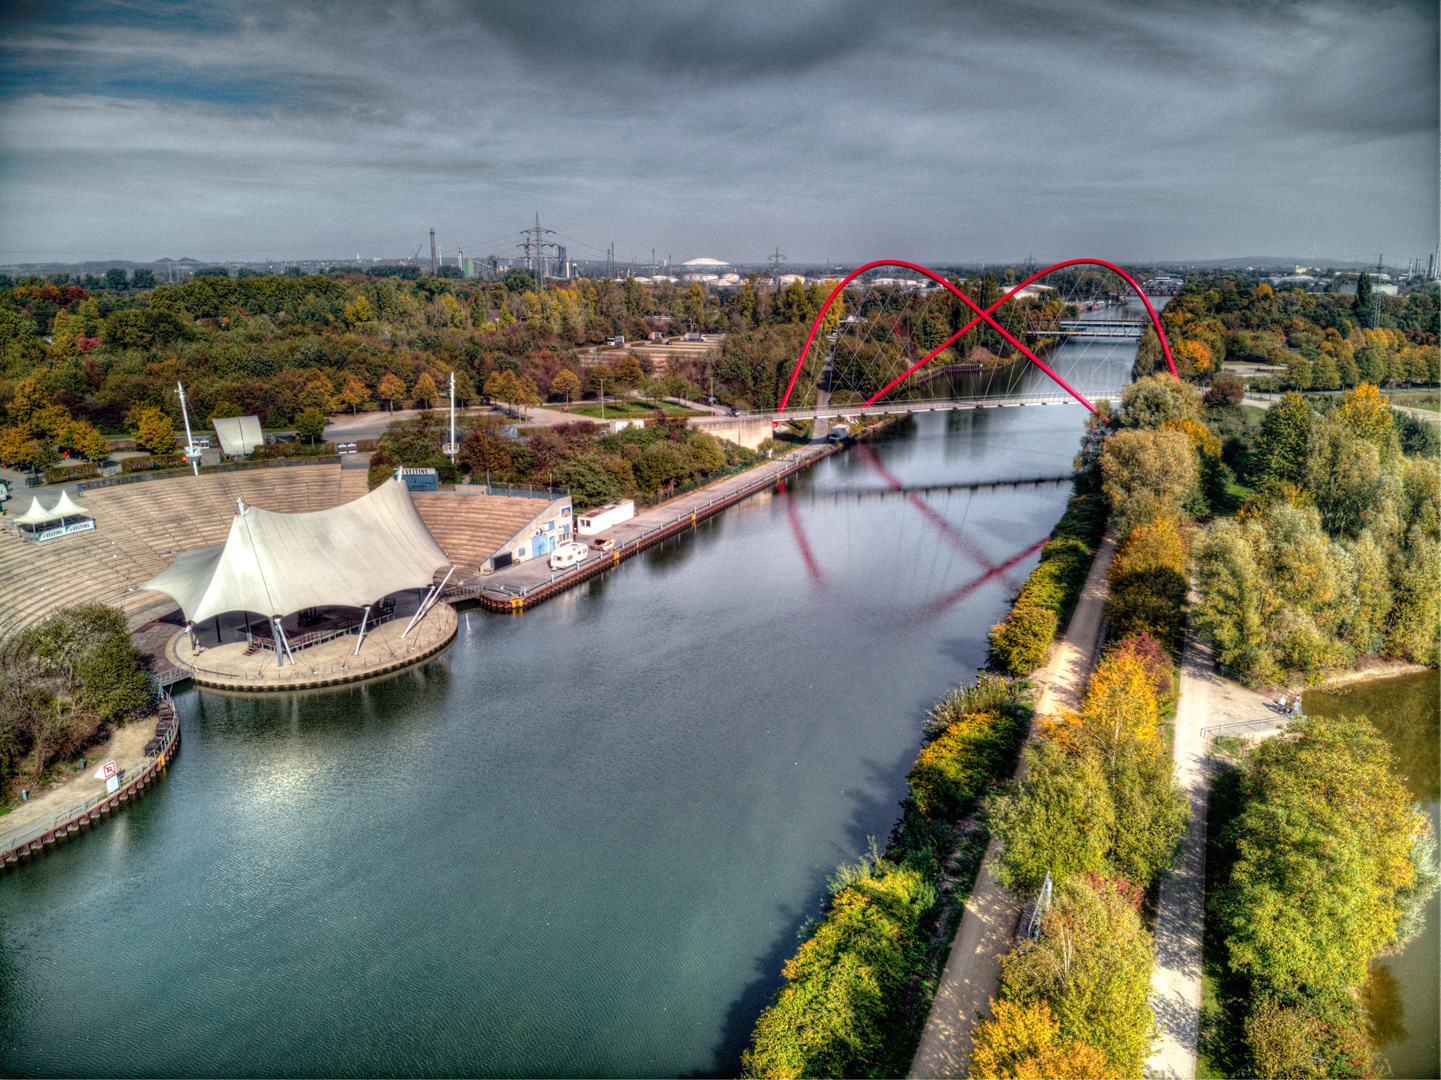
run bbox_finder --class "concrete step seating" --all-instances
[3,467,553,631]
[2,465,366,631]
[411,493,547,575]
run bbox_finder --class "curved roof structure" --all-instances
[141,477,450,624]
[213,415,264,457]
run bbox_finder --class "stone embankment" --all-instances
[0,698,181,870]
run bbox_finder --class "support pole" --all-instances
[270,616,285,665]
[353,605,372,656]
[401,587,435,640]
[418,567,455,622]
[272,614,295,666]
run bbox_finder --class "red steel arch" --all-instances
[777,258,1179,415]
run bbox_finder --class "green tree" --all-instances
[294,407,326,444]
[1119,373,1200,430]
[132,406,176,456]
[1000,875,1157,1077]
[1254,391,1312,488]
[130,267,156,289]
[991,742,1115,894]
[1216,713,1435,995]
[1354,272,1374,328]
[1100,429,1197,537]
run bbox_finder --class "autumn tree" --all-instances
[413,372,439,409]
[1100,428,1197,536]
[970,999,1115,1080]
[378,372,406,412]
[551,367,581,405]
[338,373,370,415]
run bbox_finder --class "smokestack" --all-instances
[430,228,437,275]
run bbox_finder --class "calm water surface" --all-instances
[0,330,1141,1077]
[1304,671,1441,1080]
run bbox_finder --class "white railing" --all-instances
[0,708,180,860]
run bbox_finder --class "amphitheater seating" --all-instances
[411,493,550,576]
[1,465,558,631]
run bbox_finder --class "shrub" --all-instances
[988,496,1108,676]
[44,462,99,484]
[989,602,1058,676]
[1243,993,1370,1080]
[908,708,1027,821]
[742,863,935,1078]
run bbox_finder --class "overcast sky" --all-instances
[1,0,1436,267]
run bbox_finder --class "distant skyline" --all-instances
[1,0,1436,268]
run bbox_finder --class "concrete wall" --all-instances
[686,414,776,450]
[488,495,574,569]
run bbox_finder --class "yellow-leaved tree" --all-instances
[970,999,1115,1080]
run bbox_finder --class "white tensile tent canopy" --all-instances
[141,477,450,624]
[13,491,91,526]
[212,415,265,457]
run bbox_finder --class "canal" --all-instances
[1304,671,1441,1080]
[0,326,1142,1077]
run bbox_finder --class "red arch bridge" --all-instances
[705,259,1180,432]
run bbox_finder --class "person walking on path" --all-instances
[908,534,1118,1079]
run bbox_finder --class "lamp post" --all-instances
[598,376,605,420]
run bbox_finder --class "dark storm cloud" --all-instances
[0,0,1435,264]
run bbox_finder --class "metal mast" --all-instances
[176,381,199,476]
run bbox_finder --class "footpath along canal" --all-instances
[0,334,1144,1076]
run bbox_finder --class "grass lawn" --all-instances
[1389,389,1440,412]
[567,400,695,419]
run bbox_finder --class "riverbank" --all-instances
[907,530,1118,1078]
[451,423,888,613]
[0,698,180,868]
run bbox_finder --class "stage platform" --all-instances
[166,602,457,691]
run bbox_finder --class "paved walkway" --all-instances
[0,720,156,849]
[1144,593,1271,1080]
[909,535,1117,1078]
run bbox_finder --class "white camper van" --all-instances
[548,542,589,571]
